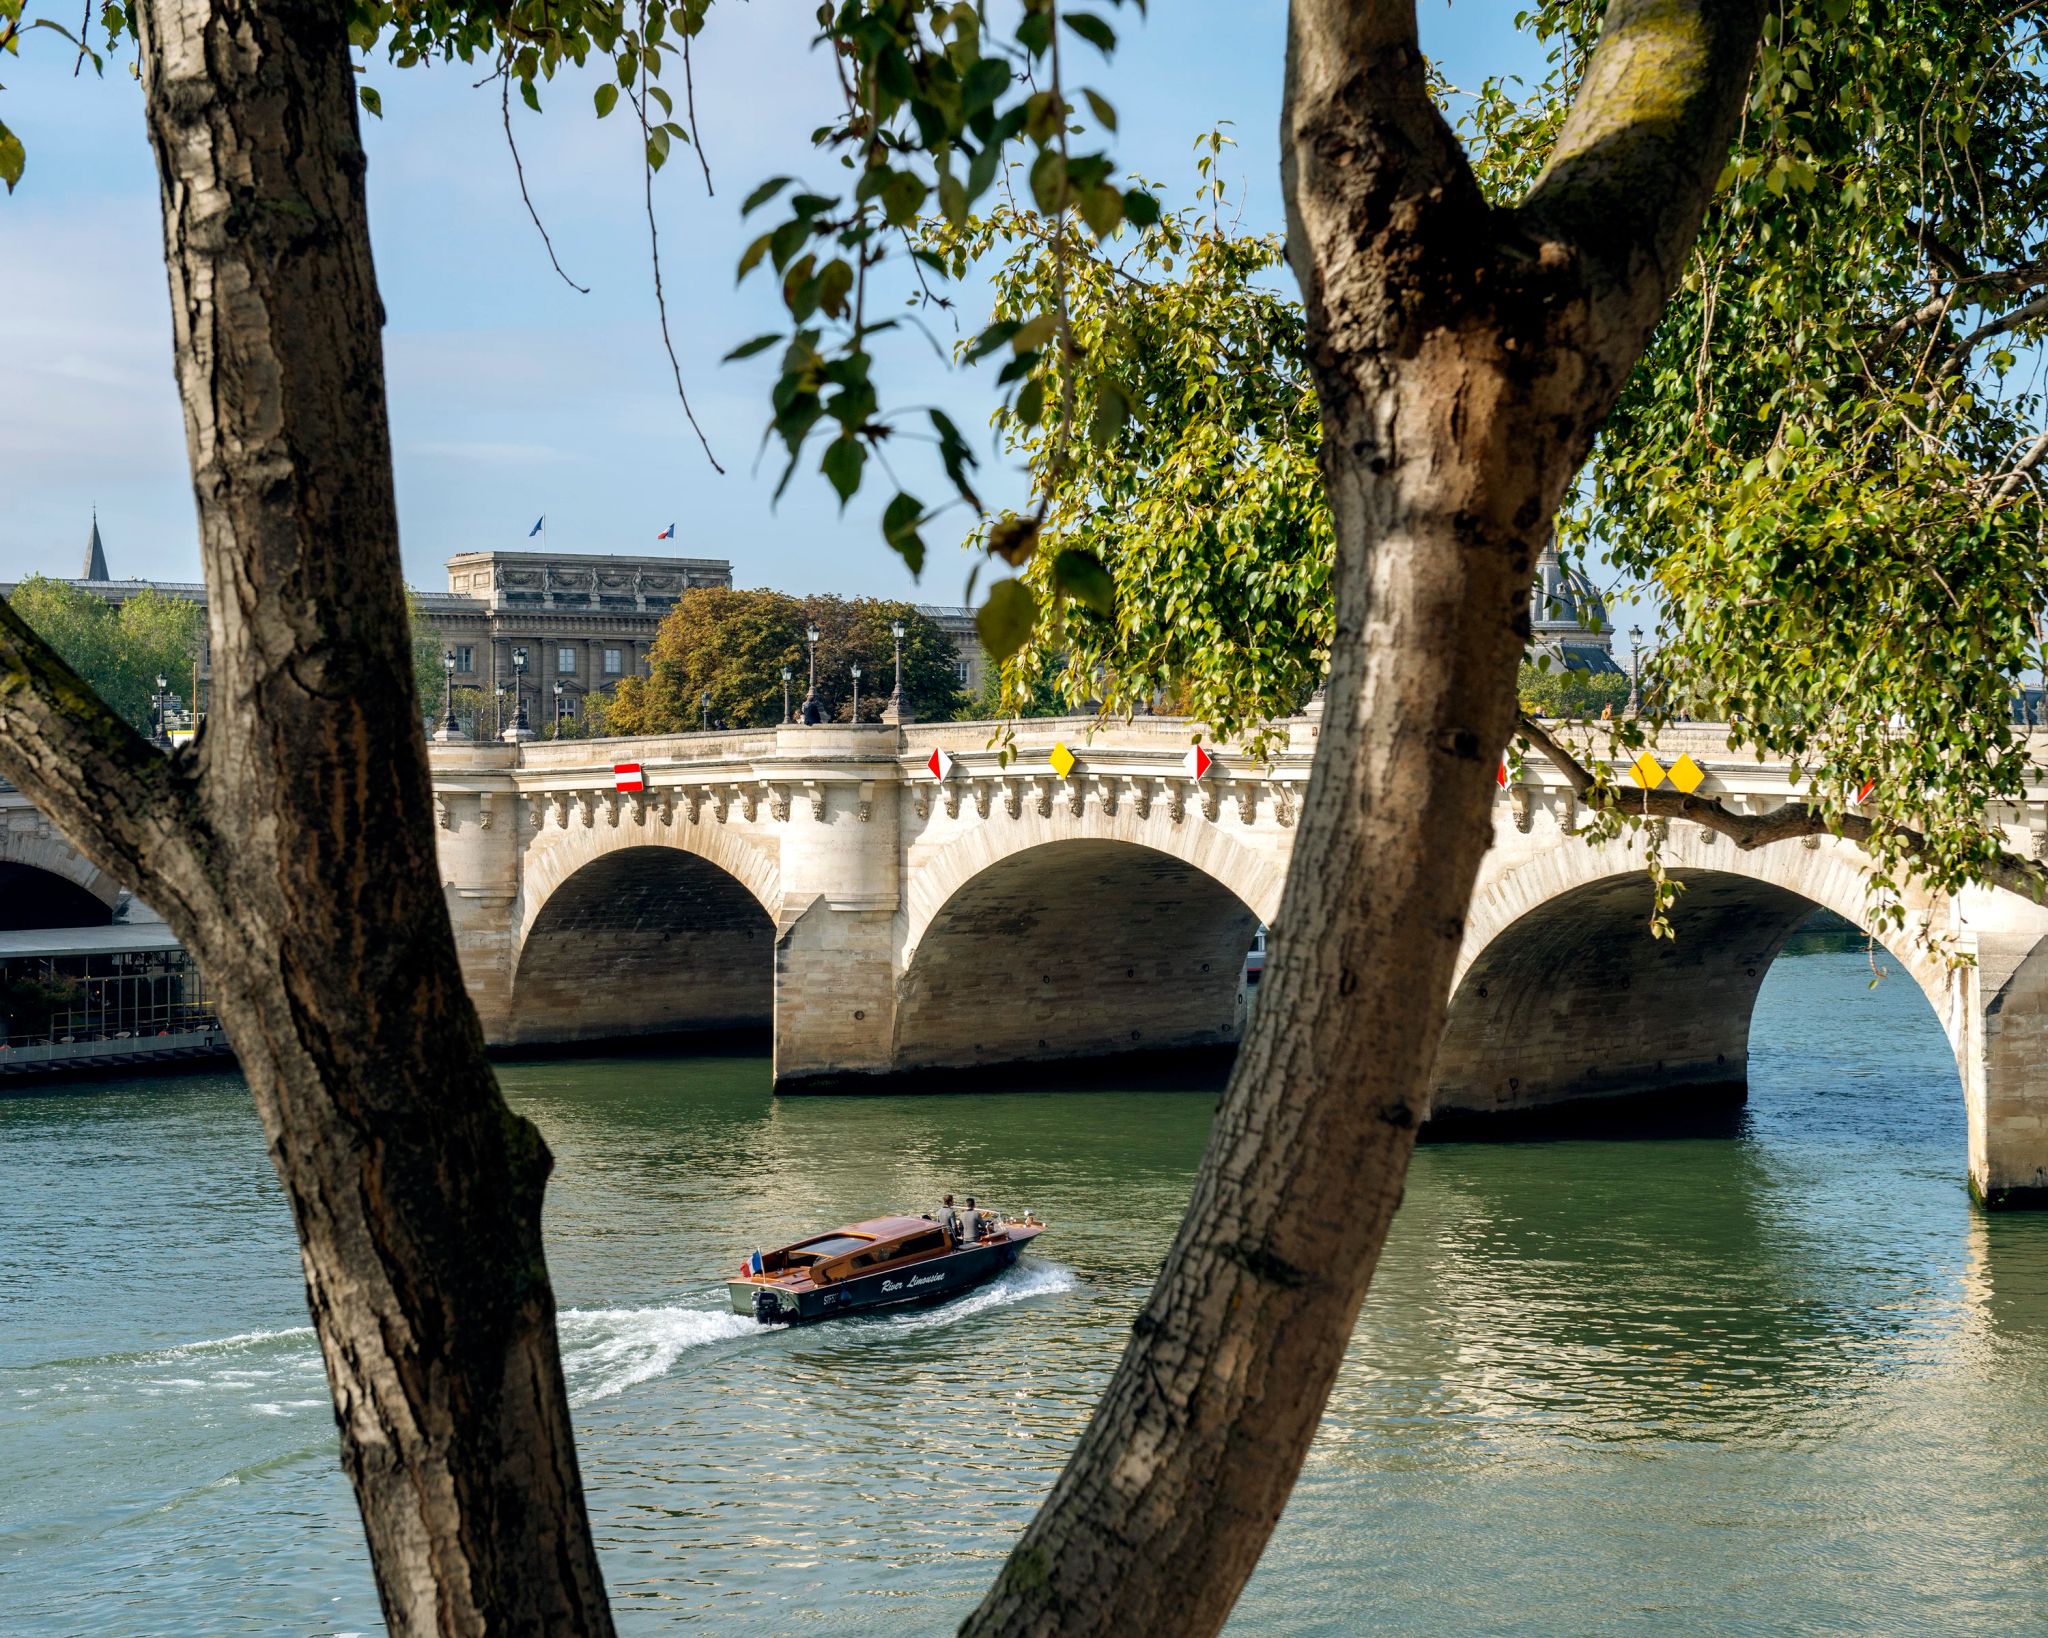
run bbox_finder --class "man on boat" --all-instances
[937,1193,958,1242]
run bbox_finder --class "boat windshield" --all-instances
[785,1234,871,1263]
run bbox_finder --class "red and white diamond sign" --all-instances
[1184,744,1213,781]
[613,762,645,794]
[926,749,955,782]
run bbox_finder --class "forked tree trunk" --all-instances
[964,2,1765,1633]
[0,0,612,1629]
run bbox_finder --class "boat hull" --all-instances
[729,1232,1033,1324]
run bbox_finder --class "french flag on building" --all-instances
[657,523,676,540]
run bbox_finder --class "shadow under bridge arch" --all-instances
[1432,857,1956,1132]
[511,846,774,1047]
[894,839,1261,1079]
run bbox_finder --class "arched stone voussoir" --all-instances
[0,827,123,925]
[516,816,780,949]
[1436,826,1965,1128]
[901,804,1285,968]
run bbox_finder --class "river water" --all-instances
[3,947,2046,1634]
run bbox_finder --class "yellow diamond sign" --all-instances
[1049,742,1076,779]
[1667,753,1706,795]
[1627,751,1667,789]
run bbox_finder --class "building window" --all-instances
[561,693,578,717]
[557,646,576,675]
[452,646,474,675]
[604,647,623,676]
[955,658,972,684]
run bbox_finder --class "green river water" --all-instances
[3,947,2046,1634]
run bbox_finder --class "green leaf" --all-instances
[880,170,928,226]
[358,85,383,119]
[0,123,22,194]
[1082,89,1118,133]
[723,333,783,362]
[1053,549,1116,616]
[1123,187,1161,228]
[822,434,865,505]
[882,492,925,575]
[742,175,794,215]
[1062,12,1117,53]
[977,579,1039,664]
[988,514,1041,566]
[594,82,618,118]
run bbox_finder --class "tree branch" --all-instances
[1518,0,1769,353]
[1516,712,2048,901]
[0,599,212,922]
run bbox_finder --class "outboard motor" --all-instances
[752,1288,783,1325]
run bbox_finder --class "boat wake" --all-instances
[555,1305,767,1406]
[873,1258,1079,1334]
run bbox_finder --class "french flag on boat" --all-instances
[657,522,676,540]
[748,1250,765,1275]
[613,762,645,793]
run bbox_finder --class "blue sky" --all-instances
[1,1,1549,608]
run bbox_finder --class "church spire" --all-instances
[82,509,109,581]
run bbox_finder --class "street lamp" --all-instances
[781,665,793,724]
[701,688,713,731]
[501,646,533,742]
[153,673,169,744]
[552,680,564,737]
[806,623,820,694]
[494,684,508,738]
[886,618,907,724]
[850,662,862,722]
[1627,625,1644,716]
[442,650,459,737]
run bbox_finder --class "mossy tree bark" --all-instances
[964,1,1767,1632]
[0,0,612,1630]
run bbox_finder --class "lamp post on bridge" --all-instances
[552,681,564,738]
[502,647,535,742]
[701,689,713,732]
[1627,625,1644,716]
[883,617,910,725]
[152,673,170,746]
[850,663,862,723]
[781,665,793,724]
[805,622,820,696]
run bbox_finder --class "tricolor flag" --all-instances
[1183,744,1213,781]
[1856,777,1877,804]
[528,516,545,537]
[613,762,645,793]
[657,523,676,540]
[1498,758,1509,788]
[926,749,954,782]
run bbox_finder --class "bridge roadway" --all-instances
[423,715,2048,1206]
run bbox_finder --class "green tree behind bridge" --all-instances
[5,577,200,734]
[604,589,967,732]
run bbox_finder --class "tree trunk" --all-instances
[964,2,1764,1633]
[0,0,612,1629]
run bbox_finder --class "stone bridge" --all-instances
[425,717,2048,1206]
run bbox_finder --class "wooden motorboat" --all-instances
[729,1204,1047,1325]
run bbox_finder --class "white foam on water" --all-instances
[148,1327,316,1362]
[555,1305,767,1406]
[879,1260,1079,1334]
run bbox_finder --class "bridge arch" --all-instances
[0,828,121,929]
[903,808,1284,968]
[1434,828,1962,1125]
[510,837,779,1047]
[894,836,1263,1074]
